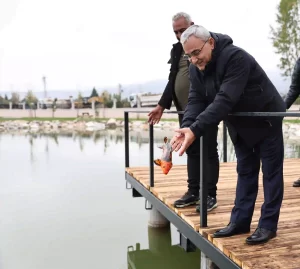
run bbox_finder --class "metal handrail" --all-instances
[124,110,300,228]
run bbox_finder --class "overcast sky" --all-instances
[0,0,282,93]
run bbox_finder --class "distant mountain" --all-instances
[0,70,291,100]
[0,79,169,100]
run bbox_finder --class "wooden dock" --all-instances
[125,158,300,269]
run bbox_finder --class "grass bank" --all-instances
[283,119,300,124]
[1,117,298,124]
[0,117,179,122]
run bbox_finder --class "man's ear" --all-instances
[209,37,215,49]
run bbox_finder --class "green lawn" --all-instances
[1,117,298,124]
[0,117,179,122]
[283,119,300,124]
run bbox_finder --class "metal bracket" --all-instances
[179,232,196,252]
[132,188,142,197]
[126,181,132,189]
[145,199,153,210]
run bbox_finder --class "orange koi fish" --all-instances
[154,137,173,175]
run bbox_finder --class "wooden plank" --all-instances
[125,159,300,269]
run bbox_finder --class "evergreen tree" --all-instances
[90,87,99,98]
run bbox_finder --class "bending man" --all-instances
[171,25,285,245]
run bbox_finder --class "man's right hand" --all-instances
[170,132,184,152]
[148,105,164,125]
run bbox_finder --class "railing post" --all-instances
[124,111,130,168]
[223,121,227,163]
[149,123,154,187]
[200,135,207,227]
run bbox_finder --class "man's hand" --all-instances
[172,128,196,156]
[170,132,185,152]
[148,105,164,125]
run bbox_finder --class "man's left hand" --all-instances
[173,128,196,156]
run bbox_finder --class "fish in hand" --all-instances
[154,137,173,175]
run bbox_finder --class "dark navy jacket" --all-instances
[181,32,286,147]
[285,57,300,109]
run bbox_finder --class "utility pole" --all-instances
[42,76,47,98]
[118,83,123,99]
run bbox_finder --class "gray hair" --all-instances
[172,12,192,24]
[180,25,211,45]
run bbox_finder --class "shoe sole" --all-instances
[195,203,218,213]
[246,235,276,245]
[213,230,250,238]
[174,200,200,208]
[207,203,218,212]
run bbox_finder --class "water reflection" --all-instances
[127,224,222,269]
[1,128,300,161]
[127,225,201,269]
[0,128,299,269]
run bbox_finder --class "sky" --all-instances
[0,0,284,93]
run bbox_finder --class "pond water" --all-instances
[0,128,299,269]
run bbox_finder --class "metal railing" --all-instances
[124,110,300,228]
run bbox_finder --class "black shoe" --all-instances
[293,179,300,187]
[246,227,276,245]
[195,196,218,212]
[213,222,250,238]
[174,191,199,208]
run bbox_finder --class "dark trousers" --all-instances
[230,127,284,232]
[178,113,184,127]
[185,125,219,198]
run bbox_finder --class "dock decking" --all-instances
[125,158,300,269]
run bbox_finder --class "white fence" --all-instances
[0,105,299,120]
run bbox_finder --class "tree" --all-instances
[25,90,38,106]
[11,92,20,104]
[118,83,123,99]
[270,0,300,78]
[90,87,99,98]
[76,92,83,116]
[0,95,7,104]
[4,94,8,100]
[101,90,113,108]
[25,90,38,117]
[52,98,57,118]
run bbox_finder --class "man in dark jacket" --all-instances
[284,57,300,187]
[148,13,219,212]
[148,12,193,125]
[171,25,285,245]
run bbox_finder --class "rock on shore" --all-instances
[0,118,299,142]
[0,118,179,133]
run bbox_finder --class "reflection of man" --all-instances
[284,57,300,187]
[171,24,285,245]
[148,13,219,212]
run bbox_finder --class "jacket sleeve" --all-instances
[285,58,300,109]
[158,49,174,110]
[181,68,206,128]
[189,52,250,138]
[158,79,173,110]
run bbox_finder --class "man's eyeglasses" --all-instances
[183,39,208,60]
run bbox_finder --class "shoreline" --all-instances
[0,117,300,142]
[0,117,180,133]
